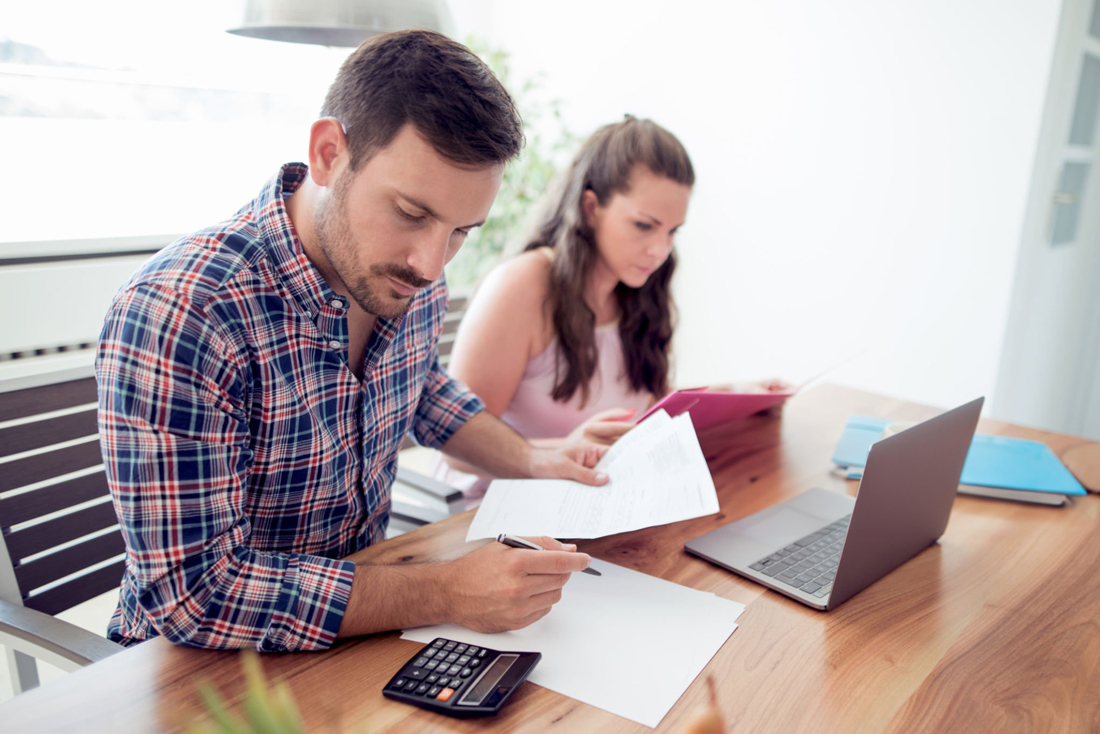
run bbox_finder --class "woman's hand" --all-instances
[566,407,638,447]
[707,379,794,394]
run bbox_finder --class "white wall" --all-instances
[470,0,1063,416]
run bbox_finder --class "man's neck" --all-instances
[286,178,354,302]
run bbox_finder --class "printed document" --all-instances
[466,410,718,541]
[402,560,744,728]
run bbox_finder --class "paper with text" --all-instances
[402,561,744,728]
[466,411,719,541]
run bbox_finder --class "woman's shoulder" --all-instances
[467,248,555,347]
[477,248,553,308]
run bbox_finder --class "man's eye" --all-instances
[395,205,424,223]
[635,221,653,232]
[453,229,470,242]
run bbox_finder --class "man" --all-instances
[96,30,605,653]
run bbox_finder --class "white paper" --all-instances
[466,411,719,541]
[402,561,744,728]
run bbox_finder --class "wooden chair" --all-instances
[0,366,125,694]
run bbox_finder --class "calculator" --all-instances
[382,637,541,717]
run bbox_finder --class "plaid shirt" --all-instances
[96,164,484,652]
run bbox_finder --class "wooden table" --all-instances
[3,384,1098,733]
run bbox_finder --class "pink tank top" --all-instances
[499,322,653,438]
[432,322,652,495]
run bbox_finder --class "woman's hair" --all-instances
[524,116,694,405]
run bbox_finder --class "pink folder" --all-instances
[637,387,793,432]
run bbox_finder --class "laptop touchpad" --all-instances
[736,506,829,548]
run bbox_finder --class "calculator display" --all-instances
[458,654,518,706]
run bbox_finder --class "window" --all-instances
[0,1,350,247]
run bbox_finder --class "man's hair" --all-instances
[321,29,524,170]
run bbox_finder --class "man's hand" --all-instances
[528,442,609,485]
[441,410,612,483]
[446,536,592,632]
[566,407,637,447]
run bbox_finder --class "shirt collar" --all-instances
[257,163,341,317]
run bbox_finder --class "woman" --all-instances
[438,116,693,491]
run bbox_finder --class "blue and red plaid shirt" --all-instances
[96,163,484,652]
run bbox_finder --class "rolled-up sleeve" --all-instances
[97,283,354,651]
[410,350,485,449]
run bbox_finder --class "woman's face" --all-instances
[584,165,692,290]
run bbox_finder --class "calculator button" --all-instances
[443,642,457,651]
[457,655,470,665]
[431,639,445,648]
[412,657,428,668]
[428,686,442,697]
[416,683,430,695]
[454,644,468,654]
[450,678,464,690]
[478,649,489,658]
[466,646,479,655]
[393,677,408,689]
[408,668,428,681]
[470,659,481,669]
[422,648,437,659]
[447,665,462,675]
[425,660,438,670]
[426,674,438,684]
[445,653,459,663]
[404,681,418,692]
[437,688,455,702]
[460,668,473,678]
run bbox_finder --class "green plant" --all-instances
[186,652,306,734]
[444,38,579,291]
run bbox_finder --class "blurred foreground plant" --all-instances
[186,652,305,734]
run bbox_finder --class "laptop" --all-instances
[685,397,984,610]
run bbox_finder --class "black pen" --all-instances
[495,533,601,576]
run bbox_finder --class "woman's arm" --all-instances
[443,251,555,473]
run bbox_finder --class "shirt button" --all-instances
[330,298,344,309]
[304,309,312,318]
[329,340,343,350]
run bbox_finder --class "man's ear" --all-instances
[581,189,601,229]
[307,118,348,187]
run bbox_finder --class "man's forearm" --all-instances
[336,560,448,638]
[438,410,536,478]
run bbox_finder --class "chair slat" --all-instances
[0,471,111,528]
[4,501,119,560]
[0,440,104,494]
[23,560,125,616]
[437,332,457,358]
[15,532,126,596]
[441,316,463,336]
[0,409,98,458]
[0,378,98,422]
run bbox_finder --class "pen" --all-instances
[495,533,601,576]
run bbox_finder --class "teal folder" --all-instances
[831,415,1086,496]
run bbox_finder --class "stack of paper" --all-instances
[467,410,718,541]
[402,560,744,728]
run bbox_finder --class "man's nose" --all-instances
[405,227,451,282]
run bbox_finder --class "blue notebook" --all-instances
[831,415,1086,496]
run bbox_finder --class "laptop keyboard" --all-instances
[749,515,851,599]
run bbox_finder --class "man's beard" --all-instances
[314,174,432,320]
